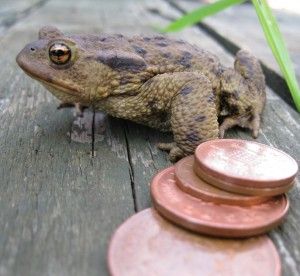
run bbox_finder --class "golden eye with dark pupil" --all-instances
[49,43,71,65]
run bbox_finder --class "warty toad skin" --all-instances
[16,26,266,161]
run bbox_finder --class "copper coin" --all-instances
[108,208,281,276]
[175,156,270,206]
[194,164,295,196]
[151,167,289,238]
[194,139,298,191]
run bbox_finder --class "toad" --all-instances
[16,26,266,161]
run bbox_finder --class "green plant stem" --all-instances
[161,0,300,111]
[252,0,300,111]
[161,0,245,32]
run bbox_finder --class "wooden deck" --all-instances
[0,0,299,275]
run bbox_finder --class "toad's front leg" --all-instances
[98,72,219,162]
[157,73,219,162]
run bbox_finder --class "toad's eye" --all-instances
[49,43,71,65]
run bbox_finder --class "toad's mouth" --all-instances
[16,54,80,96]
[23,69,80,96]
[26,70,79,95]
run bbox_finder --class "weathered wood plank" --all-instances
[0,0,299,275]
[0,0,143,275]
[0,103,134,276]
[0,0,48,37]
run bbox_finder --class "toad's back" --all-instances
[72,33,222,82]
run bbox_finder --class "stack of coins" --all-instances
[108,139,298,276]
[151,139,297,238]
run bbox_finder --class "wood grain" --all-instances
[0,0,299,275]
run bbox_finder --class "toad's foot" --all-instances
[219,113,261,139]
[157,142,185,162]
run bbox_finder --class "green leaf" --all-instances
[252,0,300,111]
[161,0,245,33]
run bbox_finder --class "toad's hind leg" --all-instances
[162,74,219,162]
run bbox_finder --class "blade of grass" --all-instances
[161,0,245,33]
[252,0,300,111]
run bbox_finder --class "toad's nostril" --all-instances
[30,47,36,52]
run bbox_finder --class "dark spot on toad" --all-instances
[214,66,224,77]
[120,76,132,85]
[154,35,165,40]
[176,39,185,44]
[186,131,201,142]
[132,45,147,56]
[116,34,124,38]
[178,51,193,68]
[245,106,252,113]
[96,51,147,72]
[143,37,151,42]
[148,100,166,118]
[180,86,193,96]
[162,52,172,59]
[99,36,107,42]
[148,100,156,111]
[194,115,206,122]
[156,42,168,47]
[207,93,215,103]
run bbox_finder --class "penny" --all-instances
[151,167,289,238]
[194,139,298,192]
[194,164,295,196]
[175,156,270,206]
[108,208,281,276]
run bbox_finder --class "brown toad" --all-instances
[16,26,266,161]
